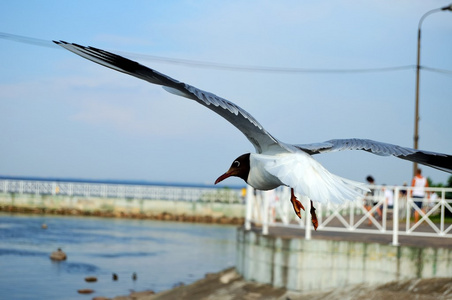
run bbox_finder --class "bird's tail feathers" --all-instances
[265,153,369,205]
[301,165,368,205]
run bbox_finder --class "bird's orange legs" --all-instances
[290,188,305,218]
[310,201,318,230]
[290,188,318,230]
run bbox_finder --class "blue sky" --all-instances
[1,1,451,187]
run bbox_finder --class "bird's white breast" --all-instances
[247,154,284,190]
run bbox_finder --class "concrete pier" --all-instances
[0,193,245,220]
[236,227,452,292]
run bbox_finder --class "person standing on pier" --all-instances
[411,169,428,223]
[364,176,381,225]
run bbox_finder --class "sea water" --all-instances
[0,213,236,299]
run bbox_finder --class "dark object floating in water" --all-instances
[132,272,137,281]
[112,273,118,281]
[85,276,97,282]
[77,289,94,294]
[49,248,66,261]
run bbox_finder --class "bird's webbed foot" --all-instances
[290,188,305,218]
[310,200,318,231]
[290,189,318,231]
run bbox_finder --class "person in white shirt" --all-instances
[382,185,394,209]
[429,191,438,210]
[411,168,428,223]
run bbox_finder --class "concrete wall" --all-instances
[236,228,452,292]
[0,193,245,218]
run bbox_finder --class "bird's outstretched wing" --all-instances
[295,138,452,173]
[54,41,286,154]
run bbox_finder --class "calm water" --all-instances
[0,213,237,300]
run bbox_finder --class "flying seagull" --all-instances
[54,41,452,230]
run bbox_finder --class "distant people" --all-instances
[411,168,428,223]
[382,184,394,209]
[364,176,381,225]
[399,182,408,198]
[241,187,247,203]
[264,190,277,222]
[399,182,408,219]
[429,191,438,211]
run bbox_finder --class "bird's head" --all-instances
[215,153,251,184]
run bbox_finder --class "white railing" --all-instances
[0,179,244,203]
[245,184,452,244]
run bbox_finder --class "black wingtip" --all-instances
[402,153,452,174]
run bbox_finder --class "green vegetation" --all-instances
[428,214,452,224]
[427,175,452,218]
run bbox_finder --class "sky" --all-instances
[0,1,451,188]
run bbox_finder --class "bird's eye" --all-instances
[234,160,240,167]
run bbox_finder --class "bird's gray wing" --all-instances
[295,138,452,173]
[54,41,286,154]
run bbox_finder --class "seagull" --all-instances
[54,41,452,230]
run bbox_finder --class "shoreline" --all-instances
[0,205,245,225]
[111,268,452,300]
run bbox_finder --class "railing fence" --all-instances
[0,179,244,204]
[245,184,452,245]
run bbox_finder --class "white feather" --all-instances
[250,152,368,205]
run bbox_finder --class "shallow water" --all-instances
[0,213,237,299]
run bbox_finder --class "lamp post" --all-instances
[413,4,452,176]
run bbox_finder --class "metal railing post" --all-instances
[262,191,269,235]
[382,193,387,232]
[392,187,400,246]
[406,193,411,233]
[305,197,312,240]
[440,190,445,233]
[244,185,253,230]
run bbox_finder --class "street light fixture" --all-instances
[413,4,452,176]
